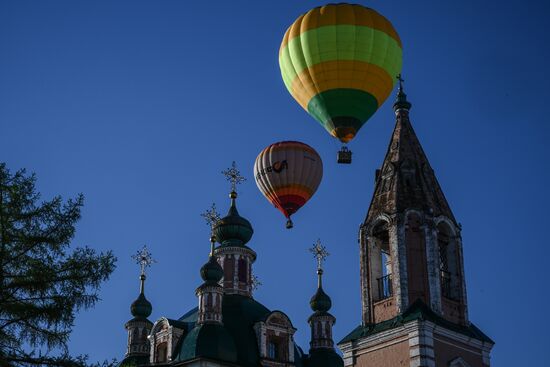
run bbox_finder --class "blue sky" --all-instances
[1,1,549,365]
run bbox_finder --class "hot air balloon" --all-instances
[279,4,403,164]
[254,141,323,229]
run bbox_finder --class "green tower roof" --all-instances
[200,255,223,284]
[130,274,152,319]
[213,192,253,247]
[309,286,332,313]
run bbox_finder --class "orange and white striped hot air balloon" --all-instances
[254,141,323,229]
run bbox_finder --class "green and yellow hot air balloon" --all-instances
[279,3,403,163]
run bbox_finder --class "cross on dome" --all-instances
[201,203,221,230]
[309,239,329,271]
[222,161,246,195]
[132,245,156,276]
[251,274,262,291]
[396,74,405,90]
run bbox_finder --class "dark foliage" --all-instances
[0,163,117,367]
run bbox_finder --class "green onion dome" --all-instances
[310,286,332,313]
[130,292,152,318]
[200,256,223,284]
[213,193,253,247]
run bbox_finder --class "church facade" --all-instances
[117,86,493,367]
[119,178,343,367]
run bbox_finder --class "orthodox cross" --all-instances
[251,274,262,291]
[201,203,221,230]
[309,239,329,271]
[132,245,156,276]
[396,74,405,90]
[222,161,246,194]
[201,203,221,255]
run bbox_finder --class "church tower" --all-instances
[338,80,494,367]
[119,246,155,367]
[306,240,344,367]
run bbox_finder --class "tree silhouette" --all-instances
[0,163,116,367]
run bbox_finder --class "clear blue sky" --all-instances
[1,1,549,365]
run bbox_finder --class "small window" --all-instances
[268,341,278,359]
[238,258,248,282]
[156,342,168,363]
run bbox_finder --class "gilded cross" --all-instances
[132,245,156,276]
[222,161,246,194]
[309,239,329,270]
[251,274,262,291]
[201,203,221,230]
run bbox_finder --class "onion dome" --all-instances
[130,275,152,318]
[310,284,332,313]
[393,74,412,112]
[213,192,253,247]
[200,255,223,284]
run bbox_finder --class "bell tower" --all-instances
[338,79,494,367]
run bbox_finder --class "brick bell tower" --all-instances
[338,78,494,367]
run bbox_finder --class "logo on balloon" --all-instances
[256,160,288,179]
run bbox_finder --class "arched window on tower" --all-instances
[437,222,461,301]
[238,257,248,283]
[371,221,392,301]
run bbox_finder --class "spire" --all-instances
[196,206,225,325]
[201,203,221,255]
[213,161,257,297]
[214,161,254,247]
[122,247,155,362]
[309,240,332,312]
[366,81,456,224]
[306,241,342,367]
[393,74,412,112]
[130,246,155,318]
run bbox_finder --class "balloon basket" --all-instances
[337,146,352,164]
[286,219,294,229]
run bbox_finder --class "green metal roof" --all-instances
[176,323,238,362]
[304,348,344,367]
[338,299,494,344]
[117,355,149,367]
[176,294,302,367]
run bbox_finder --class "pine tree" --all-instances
[0,163,117,367]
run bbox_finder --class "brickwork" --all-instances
[345,89,493,366]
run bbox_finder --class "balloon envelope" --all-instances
[254,141,323,226]
[279,4,403,143]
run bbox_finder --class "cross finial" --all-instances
[397,74,404,90]
[201,203,221,230]
[222,161,246,195]
[309,239,329,271]
[201,203,221,255]
[251,274,262,291]
[132,245,156,276]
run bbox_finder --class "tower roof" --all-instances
[365,86,456,225]
[213,161,254,247]
[213,193,253,247]
[129,246,155,319]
